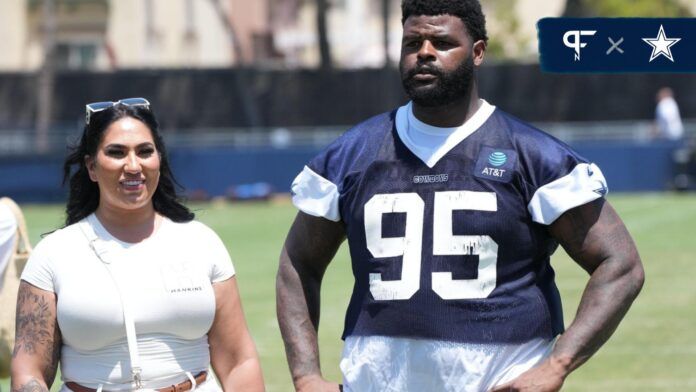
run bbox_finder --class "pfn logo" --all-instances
[563,30,597,61]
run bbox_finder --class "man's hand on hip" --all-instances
[489,355,568,392]
[295,375,342,392]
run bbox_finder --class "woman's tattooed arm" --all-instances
[11,281,61,392]
[11,378,48,392]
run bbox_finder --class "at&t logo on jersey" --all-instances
[474,147,517,183]
[488,151,507,167]
[483,152,507,178]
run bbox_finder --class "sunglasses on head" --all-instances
[85,97,150,124]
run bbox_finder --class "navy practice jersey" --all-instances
[291,101,608,345]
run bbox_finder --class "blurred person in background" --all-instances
[276,0,644,391]
[654,87,684,141]
[11,99,264,392]
[0,197,21,378]
[653,87,695,191]
[0,199,18,293]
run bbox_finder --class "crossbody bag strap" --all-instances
[78,218,144,389]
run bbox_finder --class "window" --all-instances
[54,42,98,69]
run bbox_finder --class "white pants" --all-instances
[341,336,554,392]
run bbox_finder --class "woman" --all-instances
[11,98,264,391]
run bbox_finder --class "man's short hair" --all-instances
[401,0,488,44]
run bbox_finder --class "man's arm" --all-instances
[276,211,346,391]
[492,198,644,392]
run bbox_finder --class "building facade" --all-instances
[6,0,692,71]
[0,0,265,71]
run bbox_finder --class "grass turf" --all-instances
[2,193,695,391]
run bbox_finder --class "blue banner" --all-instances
[538,18,696,73]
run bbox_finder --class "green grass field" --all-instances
[2,193,695,391]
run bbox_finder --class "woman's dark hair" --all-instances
[401,0,488,44]
[62,102,194,225]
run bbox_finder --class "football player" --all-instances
[276,1,644,391]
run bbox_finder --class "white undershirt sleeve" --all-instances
[527,163,608,225]
[291,165,341,222]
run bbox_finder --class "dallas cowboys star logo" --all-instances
[642,25,681,62]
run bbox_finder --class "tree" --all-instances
[563,0,692,17]
[316,0,332,70]
[485,0,529,60]
[36,0,56,154]
[381,0,391,68]
[562,0,591,17]
[207,0,261,126]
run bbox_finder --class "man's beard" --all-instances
[401,56,474,107]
